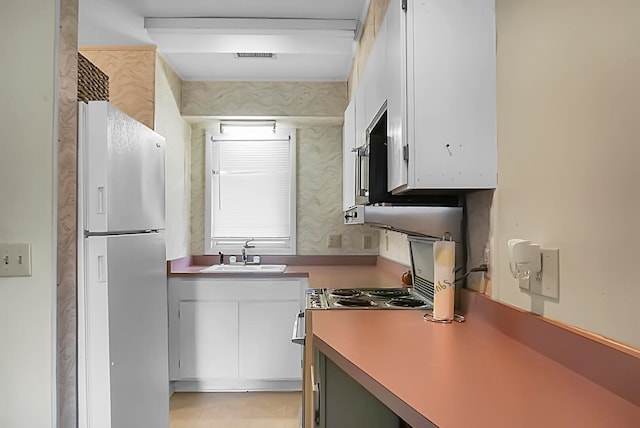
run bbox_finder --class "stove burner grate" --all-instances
[330,289,362,298]
[385,297,430,308]
[367,289,411,298]
[334,298,377,307]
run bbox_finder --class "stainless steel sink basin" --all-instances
[200,264,287,273]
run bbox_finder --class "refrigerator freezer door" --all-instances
[80,101,165,233]
[83,233,169,428]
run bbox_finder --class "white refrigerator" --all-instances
[77,101,169,428]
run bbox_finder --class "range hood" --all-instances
[344,205,463,241]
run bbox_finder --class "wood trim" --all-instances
[79,45,157,51]
[460,289,640,406]
[304,311,314,428]
[57,0,79,425]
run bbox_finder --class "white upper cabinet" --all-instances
[363,16,389,129]
[342,99,356,210]
[386,0,408,192]
[387,0,497,192]
[354,70,368,152]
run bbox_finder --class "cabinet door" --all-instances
[343,99,356,210]
[319,354,400,428]
[178,301,239,379]
[364,14,389,129]
[386,0,409,192]
[354,71,368,152]
[408,0,497,189]
[239,300,302,380]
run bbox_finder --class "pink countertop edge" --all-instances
[312,304,640,428]
[167,255,410,288]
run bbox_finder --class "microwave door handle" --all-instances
[354,146,369,199]
[354,147,362,200]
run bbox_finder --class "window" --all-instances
[204,125,296,255]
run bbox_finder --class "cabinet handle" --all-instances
[311,366,321,426]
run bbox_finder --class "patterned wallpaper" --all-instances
[182,81,347,117]
[57,0,78,425]
[156,53,182,110]
[348,0,391,99]
[79,46,156,129]
[190,125,207,255]
[189,122,378,256]
[297,127,379,255]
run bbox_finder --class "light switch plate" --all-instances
[526,248,559,299]
[0,243,32,277]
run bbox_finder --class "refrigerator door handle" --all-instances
[97,255,106,282]
[97,186,105,214]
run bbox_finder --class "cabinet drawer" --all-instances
[171,277,301,301]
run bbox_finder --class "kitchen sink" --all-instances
[200,264,287,273]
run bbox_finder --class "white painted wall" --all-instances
[493,0,640,348]
[155,55,192,260]
[0,0,58,426]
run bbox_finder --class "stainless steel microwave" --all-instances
[352,109,459,207]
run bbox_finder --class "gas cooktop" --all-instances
[306,288,432,310]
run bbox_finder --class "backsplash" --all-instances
[378,230,411,266]
[189,123,378,256]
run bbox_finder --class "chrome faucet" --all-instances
[241,239,255,264]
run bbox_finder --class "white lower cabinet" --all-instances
[239,300,302,380]
[169,277,304,391]
[178,301,239,379]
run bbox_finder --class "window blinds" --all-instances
[210,138,292,245]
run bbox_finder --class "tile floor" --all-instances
[170,391,301,428]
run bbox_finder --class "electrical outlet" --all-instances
[0,243,32,277]
[522,248,559,299]
[385,232,389,251]
[363,235,373,250]
[327,234,342,248]
[483,243,490,264]
[483,243,492,279]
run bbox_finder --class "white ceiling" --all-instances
[78,0,369,81]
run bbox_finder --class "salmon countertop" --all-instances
[168,256,409,289]
[312,309,640,428]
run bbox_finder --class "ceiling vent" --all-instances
[235,52,277,59]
